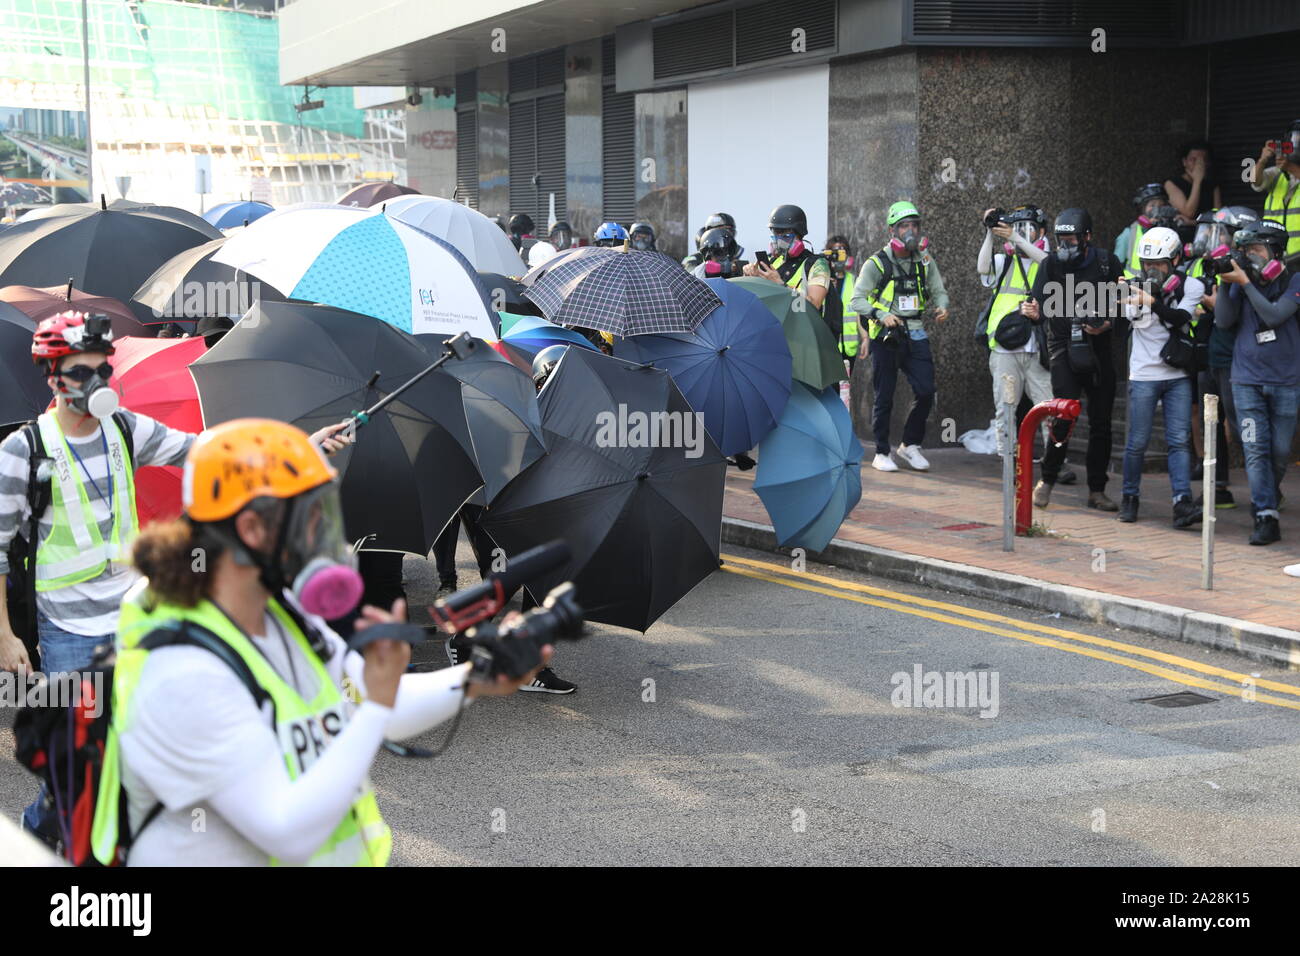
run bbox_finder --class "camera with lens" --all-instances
[983,208,1008,229]
[464,582,585,681]
[1210,249,1249,275]
[877,322,907,350]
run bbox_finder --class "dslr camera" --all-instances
[463,583,585,681]
[983,208,1008,229]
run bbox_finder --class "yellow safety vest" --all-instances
[1263,171,1300,258]
[1125,222,1147,277]
[34,412,138,591]
[93,586,392,867]
[838,271,859,357]
[862,251,927,339]
[987,255,1039,350]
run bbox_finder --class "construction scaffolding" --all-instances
[0,0,406,210]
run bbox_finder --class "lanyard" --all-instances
[67,426,112,518]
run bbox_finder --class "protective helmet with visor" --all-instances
[33,311,121,419]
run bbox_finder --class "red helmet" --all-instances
[32,311,115,368]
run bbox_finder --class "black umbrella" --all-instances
[476,271,542,317]
[479,348,727,631]
[0,302,50,427]
[0,198,222,325]
[521,247,722,336]
[413,333,546,501]
[132,237,285,324]
[190,301,484,556]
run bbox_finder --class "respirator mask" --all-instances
[57,362,120,419]
[1055,234,1084,264]
[770,232,805,258]
[889,221,928,256]
[244,483,364,619]
[1247,251,1285,283]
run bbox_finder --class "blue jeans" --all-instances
[1232,382,1300,516]
[1123,377,1193,501]
[20,612,113,845]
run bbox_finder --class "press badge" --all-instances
[897,295,919,312]
[1256,329,1277,344]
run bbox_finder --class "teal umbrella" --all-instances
[729,275,844,390]
[753,382,863,553]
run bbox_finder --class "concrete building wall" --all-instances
[404,93,458,198]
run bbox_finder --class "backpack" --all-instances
[4,412,135,672]
[12,620,269,866]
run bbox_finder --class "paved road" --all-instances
[4,540,1299,866]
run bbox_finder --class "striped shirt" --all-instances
[0,410,195,637]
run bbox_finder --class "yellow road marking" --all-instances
[719,563,1300,713]
[722,552,1300,699]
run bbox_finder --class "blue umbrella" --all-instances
[753,382,863,553]
[502,314,600,356]
[614,278,792,456]
[203,200,274,230]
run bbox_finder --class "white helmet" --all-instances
[1136,226,1181,262]
[528,240,558,267]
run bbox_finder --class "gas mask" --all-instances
[703,255,732,277]
[1190,223,1229,259]
[631,234,654,252]
[245,484,364,619]
[550,229,572,251]
[1010,221,1047,251]
[770,233,805,258]
[889,221,927,256]
[1247,251,1284,283]
[1055,236,1084,264]
[56,362,120,419]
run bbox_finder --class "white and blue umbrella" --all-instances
[212,205,499,339]
[383,195,527,277]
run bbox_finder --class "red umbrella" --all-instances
[490,338,534,374]
[0,283,148,338]
[107,335,207,526]
[336,182,419,208]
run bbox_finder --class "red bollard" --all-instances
[1015,398,1081,535]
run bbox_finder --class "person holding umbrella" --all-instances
[0,311,351,848]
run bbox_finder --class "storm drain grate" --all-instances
[1133,692,1217,708]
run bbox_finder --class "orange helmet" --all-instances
[183,419,336,522]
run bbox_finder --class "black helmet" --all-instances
[1006,205,1047,228]
[767,204,808,237]
[532,344,568,387]
[1054,207,1092,236]
[703,212,736,232]
[1233,219,1289,257]
[549,220,573,250]
[629,221,656,251]
[1132,183,1168,207]
[1149,204,1180,228]
[698,227,735,257]
[1198,206,1259,232]
[508,213,535,235]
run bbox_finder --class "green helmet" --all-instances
[887,201,920,226]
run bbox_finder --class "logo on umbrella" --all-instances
[418,286,439,307]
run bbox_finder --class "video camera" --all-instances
[427,540,587,681]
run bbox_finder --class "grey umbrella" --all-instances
[521,247,722,337]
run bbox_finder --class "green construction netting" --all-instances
[0,0,364,138]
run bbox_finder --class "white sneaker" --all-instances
[1284,564,1300,578]
[871,453,898,472]
[896,444,930,471]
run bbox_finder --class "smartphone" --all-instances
[754,251,770,268]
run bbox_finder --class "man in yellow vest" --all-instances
[824,234,860,371]
[97,419,548,865]
[976,205,1053,452]
[850,201,950,473]
[1251,119,1300,265]
[743,204,832,312]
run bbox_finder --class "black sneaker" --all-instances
[1215,487,1236,509]
[518,667,576,694]
[731,453,756,471]
[1250,514,1281,546]
[436,580,457,600]
[1058,468,1078,485]
[1118,494,1139,523]
[1172,495,1201,529]
[445,634,472,666]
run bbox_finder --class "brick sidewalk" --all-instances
[724,448,1300,632]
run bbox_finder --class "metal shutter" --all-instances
[602,34,616,77]
[456,107,478,210]
[908,0,1178,45]
[536,93,567,226]
[508,99,537,220]
[1209,36,1299,209]
[735,0,836,66]
[602,87,636,225]
[653,11,733,79]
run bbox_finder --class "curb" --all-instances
[721,516,1300,669]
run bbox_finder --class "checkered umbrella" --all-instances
[521,248,722,336]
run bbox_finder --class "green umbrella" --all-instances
[728,276,844,390]
[497,310,532,336]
